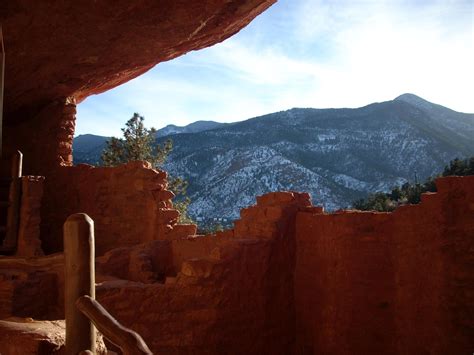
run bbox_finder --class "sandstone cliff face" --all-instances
[1,0,275,119]
[1,0,275,181]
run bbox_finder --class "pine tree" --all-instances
[443,157,474,176]
[352,156,474,211]
[101,113,192,223]
[101,113,172,167]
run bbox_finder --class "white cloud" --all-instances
[76,0,474,136]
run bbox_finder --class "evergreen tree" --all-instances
[101,113,172,166]
[442,157,474,176]
[101,113,192,223]
[168,177,193,224]
[352,156,474,211]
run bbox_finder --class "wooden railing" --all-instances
[64,213,152,355]
[77,295,152,355]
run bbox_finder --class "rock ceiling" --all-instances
[0,0,275,119]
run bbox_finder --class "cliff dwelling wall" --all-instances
[294,176,474,355]
[16,175,44,256]
[1,0,277,259]
[4,99,199,257]
[0,178,473,354]
[95,191,309,354]
[3,99,76,176]
[39,161,196,256]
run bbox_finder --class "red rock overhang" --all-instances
[0,0,275,120]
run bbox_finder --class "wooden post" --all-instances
[2,150,22,252]
[64,213,96,354]
[11,150,21,178]
[0,25,5,158]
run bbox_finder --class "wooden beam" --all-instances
[64,213,96,355]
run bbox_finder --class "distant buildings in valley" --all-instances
[195,216,231,223]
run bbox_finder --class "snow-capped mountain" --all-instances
[74,94,474,220]
[156,120,227,137]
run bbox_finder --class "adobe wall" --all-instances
[96,191,310,354]
[16,176,45,257]
[97,238,290,354]
[0,191,309,354]
[294,176,474,355]
[0,178,472,354]
[0,254,65,320]
[40,161,196,255]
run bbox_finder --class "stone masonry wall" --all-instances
[4,98,76,176]
[1,191,310,354]
[96,191,311,354]
[0,178,472,354]
[16,176,45,257]
[40,161,196,256]
[294,176,474,355]
[0,254,65,320]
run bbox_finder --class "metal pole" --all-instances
[64,213,96,354]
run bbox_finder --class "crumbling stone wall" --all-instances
[16,176,45,256]
[0,254,64,320]
[96,191,310,354]
[0,178,472,354]
[40,161,196,256]
[294,176,474,355]
[3,98,76,176]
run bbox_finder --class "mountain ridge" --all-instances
[156,120,228,137]
[73,94,474,219]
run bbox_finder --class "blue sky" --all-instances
[76,0,474,137]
